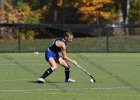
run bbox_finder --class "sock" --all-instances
[65,67,70,80]
[41,67,53,79]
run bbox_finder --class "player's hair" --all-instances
[65,30,73,36]
[64,26,73,37]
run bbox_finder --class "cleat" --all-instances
[37,78,45,84]
[65,78,76,83]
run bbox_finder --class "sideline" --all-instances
[0,86,132,93]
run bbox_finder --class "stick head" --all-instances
[90,79,94,83]
[90,75,96,82]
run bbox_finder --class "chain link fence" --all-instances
[0,24,140,53]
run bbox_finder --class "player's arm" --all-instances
[61,44,77,65]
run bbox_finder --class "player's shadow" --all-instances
[28,80,64,84]
[28,80,68,92]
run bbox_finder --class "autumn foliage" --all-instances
[0,0,140,40]
[0,1,40,40]
[59,0,115,24]
[76,0,115,24]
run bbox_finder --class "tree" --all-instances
[129,0,140,24]
[113,0,131,35]
[123,0,130,35]
[129,0,140,35]
[69,0,115,24]
[0,0,40,40]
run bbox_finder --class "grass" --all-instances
[0,36,140,53]
[0,53,140,100]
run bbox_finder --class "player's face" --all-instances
[65,35,73,43]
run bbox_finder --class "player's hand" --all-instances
[72,60,77,65]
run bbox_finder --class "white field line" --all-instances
[0,87,132,93]
[101,60,130,62]
[0,64,46,65]
[0,79,29,82]
[0,59,43,61]
[94,59,140,62]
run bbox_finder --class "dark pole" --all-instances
[62,0,65,36]
[105,26,109,53]
[53,0,57,23]
[106,30,109,53]
[17,28,21,52]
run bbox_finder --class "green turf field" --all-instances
[0,53,140,100]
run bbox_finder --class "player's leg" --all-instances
[37,58,57,83]
[56,58,76,82]
[41,58,57,78]
[37,48,58,83]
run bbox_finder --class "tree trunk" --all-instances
[113,0,124,36]
[122,0,130,35]
[113,0,130,36]
[53,0,57,23]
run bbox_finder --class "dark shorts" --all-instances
[45,48,61,61]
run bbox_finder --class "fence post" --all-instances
[106,27,109,53]
[17,29,21,52]
[106,33,109,53]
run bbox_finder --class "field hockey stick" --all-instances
[76,64,96,82]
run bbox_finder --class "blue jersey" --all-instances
[45,38,67,61]
[49,38,67,53]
